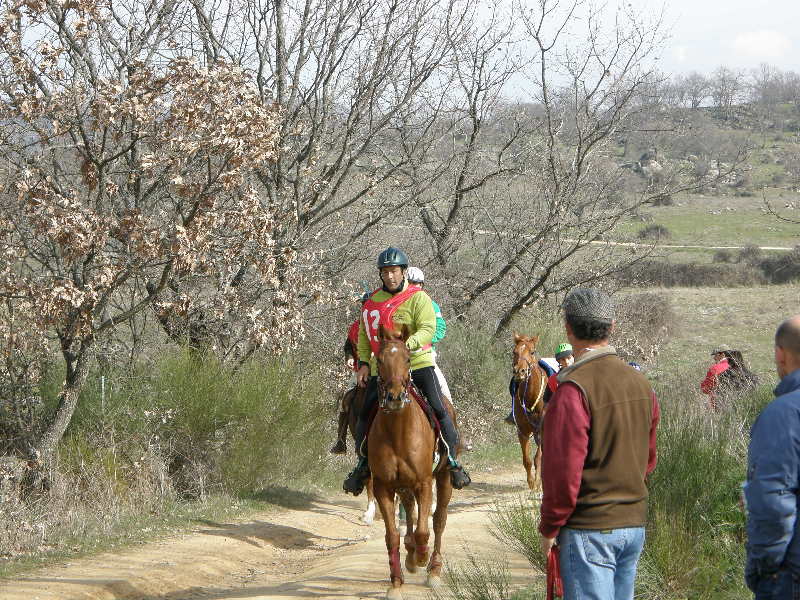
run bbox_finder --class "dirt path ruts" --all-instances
[1,469,539,600]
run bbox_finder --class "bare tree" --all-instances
[142,0,475,350]
[677,72,711,109]
[411,0,673,334]
[710,66,745,119]
[0,0,288,465]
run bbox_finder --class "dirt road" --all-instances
[1,469,540,600]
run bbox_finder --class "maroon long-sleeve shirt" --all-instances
[538,382,660,539]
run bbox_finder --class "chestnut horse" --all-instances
[512,333,548,491]
[369,324,455,600]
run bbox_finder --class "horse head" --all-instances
[376,323,412,412]
[512,332,540,382]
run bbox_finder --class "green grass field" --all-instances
[619,191,800,250]
[635,284,798,380]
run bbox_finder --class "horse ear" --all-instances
[513,332,521,343]
[378,323,390,340]
[531,335,540,348]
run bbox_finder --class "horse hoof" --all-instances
[426,574,442,589]
[405,555,418,573]
[363,514,374,525]
[386,586,403,600]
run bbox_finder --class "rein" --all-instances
[515,363,547,431]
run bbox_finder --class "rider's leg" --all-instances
[411,366,471,489]
[343,377,378,495]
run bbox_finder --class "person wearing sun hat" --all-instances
[701,343,733,409]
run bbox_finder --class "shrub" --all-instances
[713,249,733,263]
[617,260,765,287]
[758,246,800,284]
[651,193,673,206]
[638,224,671,240]
[614,292,677,362]
[737,244,763,265]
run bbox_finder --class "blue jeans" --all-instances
[557,527,645,600]
[752,569,800,599]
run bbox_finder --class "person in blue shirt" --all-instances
[745,315,800,598]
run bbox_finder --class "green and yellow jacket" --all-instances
[358,281,436,376]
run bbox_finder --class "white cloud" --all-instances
[733,30,792,60]
[671,45,689,63]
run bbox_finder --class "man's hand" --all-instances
[357,364,370,388]
[346,357,355,370]
[540,535,556,556]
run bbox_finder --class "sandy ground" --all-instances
[0,469,540,600]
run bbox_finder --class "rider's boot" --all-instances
[343,455,370,496]
[503,411,515,426]
[448,456,472,489]
[439,417,471,489]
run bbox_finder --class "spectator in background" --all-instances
[539,287,659,600]
[744,316,800,598]
[701,345,731,410]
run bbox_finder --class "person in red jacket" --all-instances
[330,292,369,455]
[539,288,659,600]
[701,345,731,410]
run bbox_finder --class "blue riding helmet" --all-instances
[377,247,409,269]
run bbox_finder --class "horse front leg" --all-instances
[375,480,404,600]
[518,431,535,490]
[397,489,417,573]
[413,477,433,569]
[427,470,453,589]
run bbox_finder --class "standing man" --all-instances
[744,316,800,597]
[539,288,659,600]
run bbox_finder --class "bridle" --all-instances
[377,339,412,412]
[513,346,536,382]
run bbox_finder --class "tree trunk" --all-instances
[35,340,93,464]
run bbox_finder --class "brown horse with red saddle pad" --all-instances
[512,333,548,491]
[369,323,455,600]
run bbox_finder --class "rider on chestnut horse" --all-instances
[343,247,471,495]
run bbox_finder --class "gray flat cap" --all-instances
[562,287,614,321]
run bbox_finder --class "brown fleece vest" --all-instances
[560,351,653,530]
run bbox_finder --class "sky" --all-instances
[650,0,800,75]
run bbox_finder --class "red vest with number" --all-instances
[362,285,428,355]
